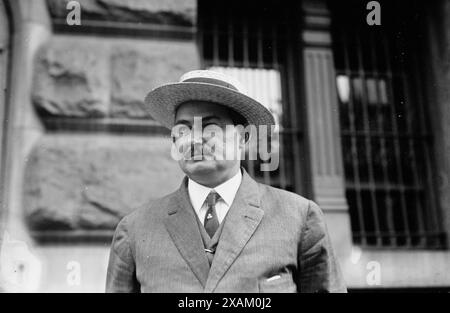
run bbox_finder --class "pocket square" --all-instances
[266,275,281,282]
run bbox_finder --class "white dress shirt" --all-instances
[188,169,242,225]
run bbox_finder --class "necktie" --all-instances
[204,191,220,238]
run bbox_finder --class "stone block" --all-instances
[47,0,197,26]
[110,40,200,118]
[33,36,200,120]
[24,133,184,230]
[32,37,110,118]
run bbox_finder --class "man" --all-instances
[106,70,346,293]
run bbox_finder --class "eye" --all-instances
[171,124,191,140]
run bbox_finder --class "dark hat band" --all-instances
[182,77,239,91]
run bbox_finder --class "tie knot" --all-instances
[206,191,220,207]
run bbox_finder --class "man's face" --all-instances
[172,101,245,181]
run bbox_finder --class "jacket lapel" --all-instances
[164,177,210,288]
[204,169,264,293]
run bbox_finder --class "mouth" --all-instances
[182,149,209,161]
[187,153,214,161]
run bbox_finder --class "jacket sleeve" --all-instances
[297,200,347,293]
[105,215,140,293]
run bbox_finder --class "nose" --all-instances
[191,136,203,145]
[190,139,204,158]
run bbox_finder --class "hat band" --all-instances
[182,77,239,92]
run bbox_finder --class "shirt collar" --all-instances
[188,169,243,214]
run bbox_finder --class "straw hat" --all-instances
[144,70,275,129]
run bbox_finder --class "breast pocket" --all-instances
[258,274,297,293]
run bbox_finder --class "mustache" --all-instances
[182,143,216,159]
[170,139,241,162]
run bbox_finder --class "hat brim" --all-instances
[144,82,276,130]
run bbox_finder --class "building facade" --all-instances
[0,0,449,292]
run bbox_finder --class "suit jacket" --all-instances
[106,169,347,293]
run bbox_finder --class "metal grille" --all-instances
[331,0,446,248]
[198,0,308,196]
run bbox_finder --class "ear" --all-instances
[243,131,251,144]
[236,126,249,148]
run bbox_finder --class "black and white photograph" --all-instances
[0,0,449,299]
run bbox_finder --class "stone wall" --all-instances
[24,0,200,238]
[0,1,9,211]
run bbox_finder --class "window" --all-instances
[331,0,446,248]
[198,0,308,195]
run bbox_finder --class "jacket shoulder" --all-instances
[118,190,178,228]
[258,183,311,207]
[256,182,322,222]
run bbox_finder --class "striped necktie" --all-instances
[204,191,220,238]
